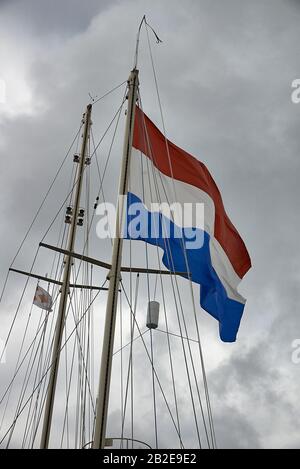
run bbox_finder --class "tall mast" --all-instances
[40,104,92,449]
[93,69,139,449]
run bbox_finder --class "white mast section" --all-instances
[40,104,92,449]
[93,69,139,449]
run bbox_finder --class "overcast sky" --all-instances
[0,0,300,449]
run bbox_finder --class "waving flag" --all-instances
[33,285,53,312]
[125,106,251,342]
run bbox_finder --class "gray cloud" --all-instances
[0,0,115,36]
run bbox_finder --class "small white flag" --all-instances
[33,285,53,312]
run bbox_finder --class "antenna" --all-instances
[88,92,98,103]
[133,15,162,70]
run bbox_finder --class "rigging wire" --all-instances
[83,159,93,447]
[5,303,53,447]
[142,27,217,447]
[137,94,205,448]
[1,110,121,447]
[0,115,84,393]
[4,299,42,446]
[60,316,78,448]
[1,124,83,278]
[0,282,106,447]
[91,80,127,105]
[89,81,126,242]
[0,121,82,445]
[133,133,183,447]
[0,92,123,442]
[38,97,127,249]
[69,294,96,414]
[120,274,139,447]
[29,209,74,447]
[120,281,184,449]
[34,95,126,447]
[156,328,199,344]
[26,309,50,448]
[2,201,101,446]
[0,246,40,364]
[113,329,149,357]
[139,150,159,448]
[119,290,124,449]
[21,308,49,448]
[0,291,60,410]
[1,288,61,447]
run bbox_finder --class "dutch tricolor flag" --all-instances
[125,106,251,342]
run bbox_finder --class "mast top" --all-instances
[133,15,162,70]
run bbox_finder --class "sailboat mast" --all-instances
[93,69,139,449]
[40,104,92,449]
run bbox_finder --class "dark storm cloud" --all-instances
[0,0,300,449]
[0,0,116,36]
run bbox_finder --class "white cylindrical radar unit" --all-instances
[146,301,160,329]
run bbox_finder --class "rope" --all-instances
[140,148,159,448]
[133,135,184,447]
[120,274,139,446]
[91,80,127,105]
[120,282,184,449]
[140,31,217,446]
[137,94,206,447]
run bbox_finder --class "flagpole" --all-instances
[40,104,92,449]
[92,69,139,449]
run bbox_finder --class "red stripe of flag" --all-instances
[133,106,251,279]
